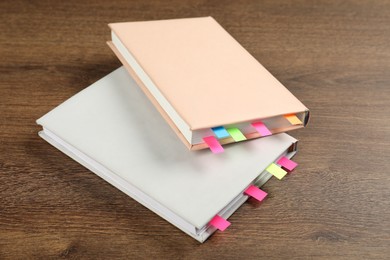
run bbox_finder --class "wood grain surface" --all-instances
[1,0,389,259]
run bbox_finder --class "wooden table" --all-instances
[1,0,389,258]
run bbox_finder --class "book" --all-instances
[108,17,309,151]
[36,67,299,242]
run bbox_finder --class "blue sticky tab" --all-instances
[212,126,230,139]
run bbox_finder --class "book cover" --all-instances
[37,67,299,242]
[108,17,309,150]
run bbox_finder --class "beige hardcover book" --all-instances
[108,17,309,150]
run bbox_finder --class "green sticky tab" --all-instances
[226,127,247,142]
[266,163,287,180]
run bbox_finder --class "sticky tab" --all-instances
[277,156,298,171]
[226,128,246,142]
[284,114,303,125]
[209,215,230,231]
[211,126,230,139]
[266,163,287,180]
[203,136,224,153]
[251,121,272,136]
[244,185,268,202]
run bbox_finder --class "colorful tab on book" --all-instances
[284,114,302,125]
[244,185,268,202]
[203,136,224,153]
[251,121,272,136]
[277,156,298,171]
[209,215,230,231]
[211,126,230,139]
[266,163,287,180]
[226,128,246,142]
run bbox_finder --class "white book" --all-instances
[36,67,298,242]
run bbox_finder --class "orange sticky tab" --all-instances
[284,114,302,125]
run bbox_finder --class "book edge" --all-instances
[107,42,307,150]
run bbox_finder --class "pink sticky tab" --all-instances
[209,215,230,231]
[244,185,268,202]
[203,136,224,153]
[251,121,272,136]
[277,156,298,171]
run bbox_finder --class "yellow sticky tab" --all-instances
[266,163,287,180]
[284,114,303,125]
[226,128,247,142]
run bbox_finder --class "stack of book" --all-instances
[37,17,309,242]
